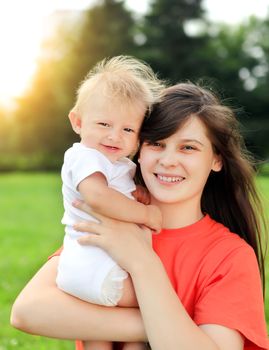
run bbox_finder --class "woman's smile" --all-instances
[154,173,185,185]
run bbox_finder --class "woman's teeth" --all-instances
[157,175,184,183]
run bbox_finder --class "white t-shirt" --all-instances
[61,143,136,238]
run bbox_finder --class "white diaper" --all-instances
[56,235,128,306]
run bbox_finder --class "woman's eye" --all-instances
[146,141,163,148]
[153,142,162,147]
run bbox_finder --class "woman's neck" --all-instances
[151,198,204,229]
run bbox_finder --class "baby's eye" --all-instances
[98,122,110,127]
[124,128,135,133]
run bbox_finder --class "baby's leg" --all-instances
[122,342,148,350]
[117,275,138,307]
[118,279,147,350]
[83,340,112,350]
[110,277,143,350]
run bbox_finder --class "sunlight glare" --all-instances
[0,1,48,106]
[0,0,96,107]
[204,0,269,23]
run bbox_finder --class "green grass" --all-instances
[0,172,73,349]
[0,173,268,349]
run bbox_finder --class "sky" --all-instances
[0,0,268,106]
[43,0,269,22]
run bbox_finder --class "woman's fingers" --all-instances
[73,200,113,225]
[72,199,92,214]
[74,221,104,247]
[78,233,101,246]
[73,220,101,234]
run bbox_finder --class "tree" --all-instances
[64,0,137,95]
[200,17,269,158]
[139,0,208,82]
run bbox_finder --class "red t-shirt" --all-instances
[152,214,268,350]
[53,215,269,350]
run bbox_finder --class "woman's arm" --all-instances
[75,207,244,350]
[10,256,146,342]
[131,253,244,350]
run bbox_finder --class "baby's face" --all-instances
[79,96,145,162]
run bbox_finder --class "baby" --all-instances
[56,56,164,350]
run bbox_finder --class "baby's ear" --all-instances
[68,111,81,135]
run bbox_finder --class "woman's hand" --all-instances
[73,200,155,274]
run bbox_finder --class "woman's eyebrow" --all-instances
[180,138,205,146]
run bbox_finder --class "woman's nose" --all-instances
[159,150,179,167]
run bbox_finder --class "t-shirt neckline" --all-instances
[158,214,215,238]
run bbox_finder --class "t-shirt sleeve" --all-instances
[194,245,269,349]
[76,341,84,350]
[69,149,111,190]
[48,247,63,259]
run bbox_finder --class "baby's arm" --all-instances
[78,172,162,232]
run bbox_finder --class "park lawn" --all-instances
[0,172,268,349]
[0,172,73,349]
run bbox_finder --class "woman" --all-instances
[11,83,268,350]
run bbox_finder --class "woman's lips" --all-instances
[155,173,185,184]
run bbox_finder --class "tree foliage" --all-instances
[138,0,208,82]
[199,18,269,157]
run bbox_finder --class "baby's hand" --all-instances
[132,185,151,205]
[146,205,162,233]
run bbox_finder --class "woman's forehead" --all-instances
[160,116,211,144]
[177,116,208,135]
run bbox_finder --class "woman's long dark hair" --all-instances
[136,82,267,292]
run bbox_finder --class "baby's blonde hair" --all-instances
[72,55,165,115]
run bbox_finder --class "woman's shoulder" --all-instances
[155,214,255,260]
[199,215,256,266]
[210,215,254,248]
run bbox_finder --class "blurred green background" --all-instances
[1,0,269,169]
[1,0,269,348]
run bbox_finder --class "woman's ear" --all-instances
[68,111,81,135]
[212,154,222,172]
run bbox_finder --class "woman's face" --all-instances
[139,116,222,207]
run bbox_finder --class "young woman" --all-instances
[11,83,268,350]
